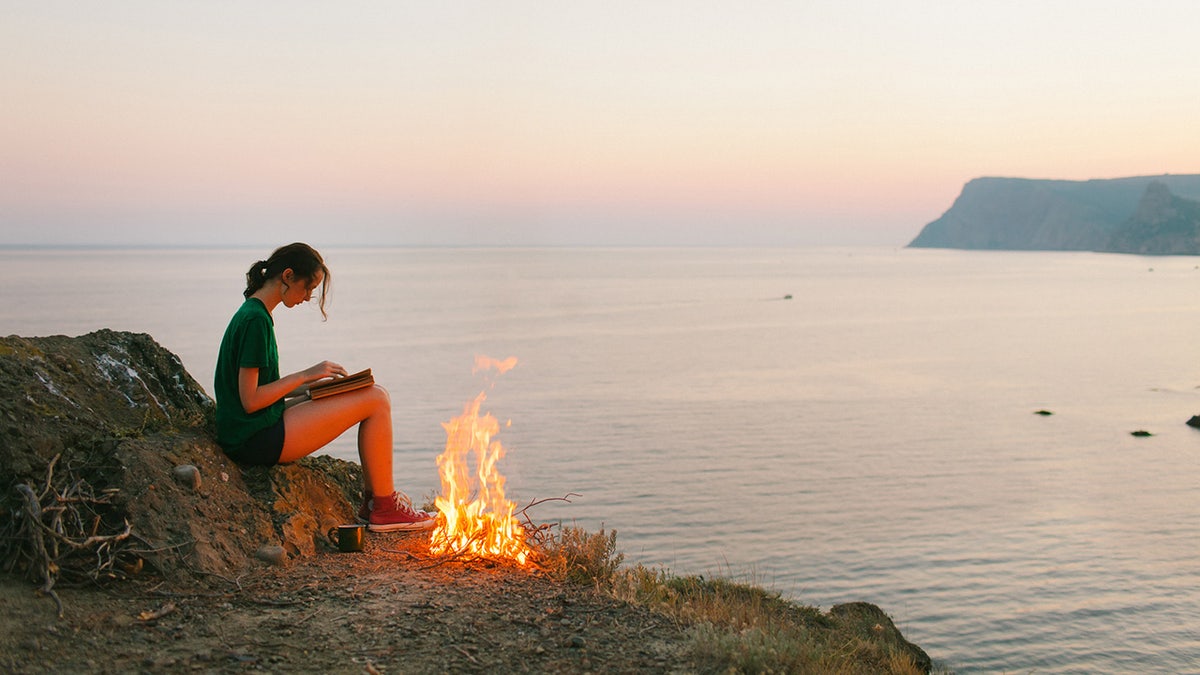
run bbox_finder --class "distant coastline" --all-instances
[909,174,1200,255]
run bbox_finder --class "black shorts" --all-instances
[225,417,286,466]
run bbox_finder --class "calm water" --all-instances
[4,246,1200,673]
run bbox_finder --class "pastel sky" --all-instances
[3,1,1198,247]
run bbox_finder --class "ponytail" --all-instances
[243,260,271,298]
[242,243,332,319]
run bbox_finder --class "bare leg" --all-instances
[279,384,394,497]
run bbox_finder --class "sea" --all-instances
[3,245,1200,674]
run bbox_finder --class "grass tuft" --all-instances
[542,525,624,586]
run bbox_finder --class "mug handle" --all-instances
[326,527,338,543]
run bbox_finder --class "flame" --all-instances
[473,354,518,375]
[429,358,530,565]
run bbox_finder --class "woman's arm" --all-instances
[238,361,347,414]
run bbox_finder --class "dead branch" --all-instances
[38,454,61,501]
[517,492,581,514]
[5,454,144,615]
[14,483,63,617]
[36,519,132,550]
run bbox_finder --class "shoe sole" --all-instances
[368,519,435,533]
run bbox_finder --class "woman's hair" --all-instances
[244,242,332,318]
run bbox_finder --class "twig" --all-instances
[39,454,61,501]
[296,607,323,625]
[245,597,307,607]
[193,570,245,591]
[36,520,132,550]
[452,645,480,665]
[378,548,418,560]
[125,539,194,555]
[518,493,580,513]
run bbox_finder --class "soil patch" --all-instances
[0,531,690,674]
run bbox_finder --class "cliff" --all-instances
[0,330,936,674]
[909,174,1200,254]
[1105,181,1200,255]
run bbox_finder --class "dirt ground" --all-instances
[0,529,692,675]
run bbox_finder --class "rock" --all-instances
[0,330,364,583]
[1187,415,1200,429]
[1131,430,1153,437]
[255,545,287,566]
[263,459,363,557]
[829,602,932,674]
[172,464,202,490]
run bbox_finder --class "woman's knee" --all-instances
[364,384,391,415]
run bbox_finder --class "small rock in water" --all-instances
[1034,410,1054,416]
[1131,430,1153,437]
[172,464,202,490]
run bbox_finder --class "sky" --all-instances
[3,1,1199,247]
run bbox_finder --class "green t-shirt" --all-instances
[214,297,284,451]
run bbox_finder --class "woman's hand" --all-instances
[239,361,347,414]
[302,361,347,383]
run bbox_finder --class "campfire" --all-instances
[428,356,531,565]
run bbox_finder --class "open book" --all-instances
[307,368,374,400]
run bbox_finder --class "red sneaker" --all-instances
[368,492,435,532]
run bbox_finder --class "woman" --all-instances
[214,242,433,532]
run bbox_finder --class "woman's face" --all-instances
[281,269,323,308]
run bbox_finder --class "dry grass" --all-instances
[540,525,624,586]
[541,526,945,675]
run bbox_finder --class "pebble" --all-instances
[172,464,202,490]
[255,545,287,566]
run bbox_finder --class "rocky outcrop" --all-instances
[830,601,933,673]
[909,174,1200,253]
[1104,181,1200,255]
[0,330,364,584]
